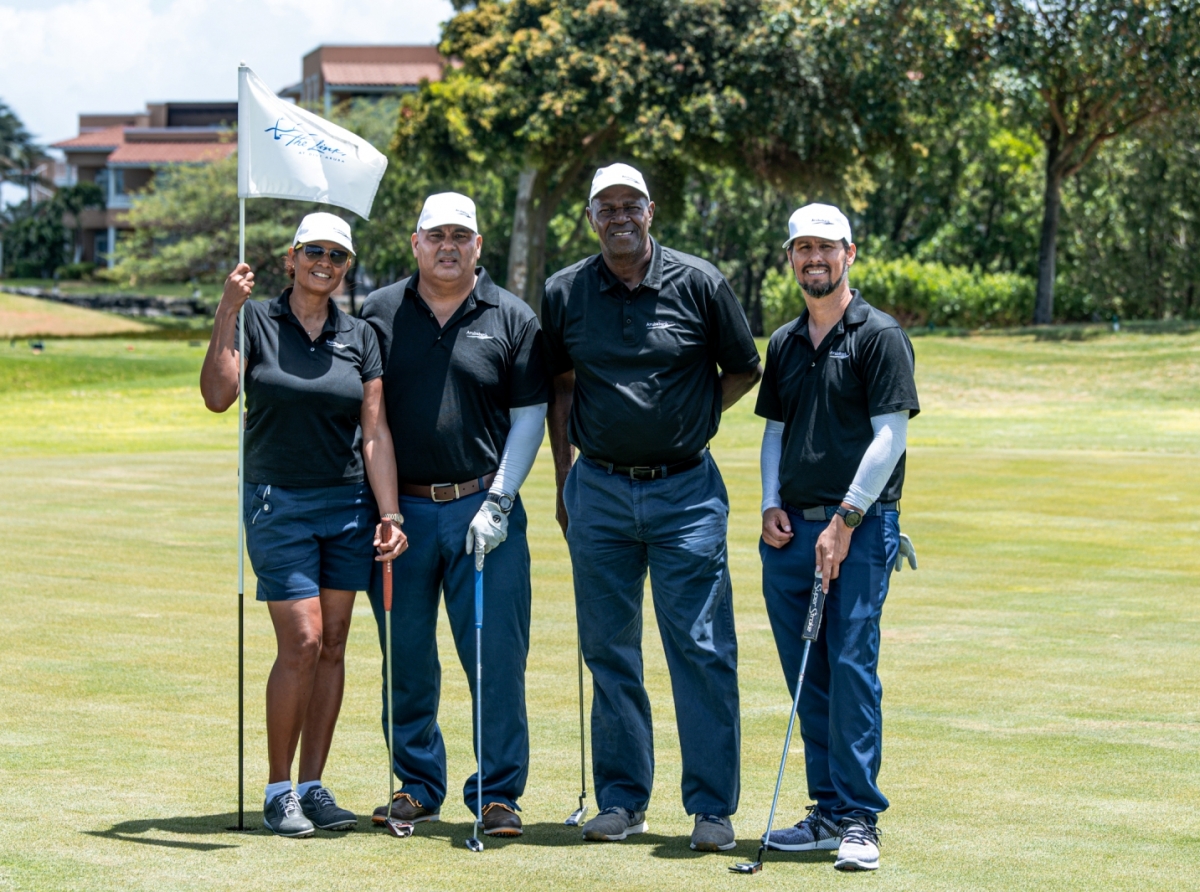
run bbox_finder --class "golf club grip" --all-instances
[383,559,393,612]
[474,568,483,628]
[802,576,826,641]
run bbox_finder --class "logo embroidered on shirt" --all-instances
[829,350,850,359]
[646,321,674,330]
[328,341,349,349]
[465,331,495,340]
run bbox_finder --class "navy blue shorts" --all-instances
[243,482,378,601]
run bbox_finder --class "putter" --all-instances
[563,634,589,826]
[731,570,827,875]
[380,523,413,839]
[465,536,486,853]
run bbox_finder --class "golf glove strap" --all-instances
[466,501,508,556]
[894,533,918,571]
[760,420,785,513]
[844,411,909,511]
[489,403,547,498]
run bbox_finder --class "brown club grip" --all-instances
[381,518,394,611]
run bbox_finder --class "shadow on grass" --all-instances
[407,821,837,863]
[85,813,256,851]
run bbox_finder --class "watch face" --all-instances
[844,511,863,528]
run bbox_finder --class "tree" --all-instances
[0,183,104,278]
[995,0,1200,323]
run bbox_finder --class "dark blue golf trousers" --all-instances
[564,453,741,817]
[366,490,531,813]
[759,507,900,824]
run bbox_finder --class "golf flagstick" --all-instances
[465,537,486,853]
[233,197,247,832]
[381,533,413,838]
[563,634,588,826]
[731,570,827,875]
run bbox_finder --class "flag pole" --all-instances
[236,196,246,831]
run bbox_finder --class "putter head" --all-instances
[384,818,413,838]
[465,836,484,852]
[729,861,763,874]
[564,805,588,827]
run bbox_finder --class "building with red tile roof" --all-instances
[51,103,237,266]
[278,45,445,115]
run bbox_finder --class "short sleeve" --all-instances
[754,336,784,421]
[707,277,761,373]
[359,322,383,383]
[540,282,574,376]
[508,316,551,408]
[859,327,920,418]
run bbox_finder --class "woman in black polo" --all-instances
[201,212,407,838]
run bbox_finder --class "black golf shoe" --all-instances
[299,786,356,831]
[263,790,315,838]
[482,802,523,837]
[371,791,440,826]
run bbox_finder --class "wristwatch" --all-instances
[487,493,514,515]
[834,505,863,528]
[381,512,404,526]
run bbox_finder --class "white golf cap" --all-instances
[417,191,478,234]
[589,163,650,201]
[293,212,354,254]
[782,203,852,249]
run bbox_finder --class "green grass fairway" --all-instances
[2,330,1199,891]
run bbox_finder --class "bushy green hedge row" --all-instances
[761,258,1037,333]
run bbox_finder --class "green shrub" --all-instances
[761,258,1037,333]
[54,262,96,281]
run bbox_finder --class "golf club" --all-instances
[731,569,827,875]
[563,634,588,826]
[380,532,414,839]
[465,536,486,853]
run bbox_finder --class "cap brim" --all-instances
[295,236,355,254]
[418,217,478,233]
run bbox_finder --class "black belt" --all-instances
[783,501,899,522]
[584,451,706,481]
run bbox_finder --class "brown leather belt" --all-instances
[400,472,496,503]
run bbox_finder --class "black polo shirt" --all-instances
[361,268,549,485]
[541,239,760,466]
[238,288,383,487]
[755,290,920,509]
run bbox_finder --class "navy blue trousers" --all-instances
[564,453,741,816]
[367,491,531,813]
[760,507,900,824]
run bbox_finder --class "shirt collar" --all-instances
[267,287,354,334]
[788,289,868,341]
[403,266,499,308]
[596,238,663,294]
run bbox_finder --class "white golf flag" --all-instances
[237,65,388,219]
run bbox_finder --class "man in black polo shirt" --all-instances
[360,192,549,838]
[543,163,762,852]
[756,204,919,872]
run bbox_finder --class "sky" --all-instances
[0,0,455,146]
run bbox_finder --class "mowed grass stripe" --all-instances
[1,331,1198,891]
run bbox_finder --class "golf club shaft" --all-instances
[576,634,586,803]
[474,549,484,837]
[384,552,394,807]
[760,638,811,849]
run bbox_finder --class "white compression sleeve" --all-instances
[489,403,547,498]
[760,420,785,513]
[844,410,909,510]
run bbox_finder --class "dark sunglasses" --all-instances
[301,244,351,265]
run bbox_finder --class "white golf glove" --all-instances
[465,499,508,557]
[894,533,918,571]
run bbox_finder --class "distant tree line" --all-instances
[10,0,1200,328]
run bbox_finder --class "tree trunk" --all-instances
[506,167,539,304]
[1034,139,1065,325]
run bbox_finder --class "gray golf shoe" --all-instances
[263,790,315,838]
[763,805,841,851]
[835,819,881,871]
[690,813,736,851]
[580,806,648,841]
[299,785,356,831]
